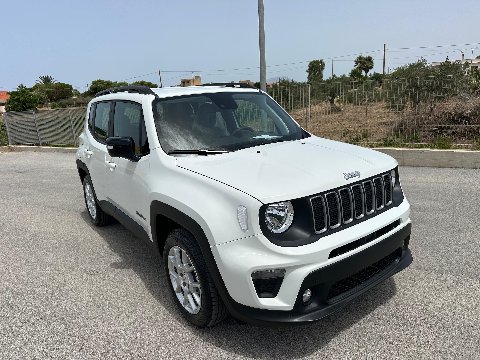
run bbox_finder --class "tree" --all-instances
[349,67,363,80]
[5,84,42,112]
[36,75,56,85]
[47,83,74,102]
[389,59,470,108]
[131,80,158,88]
[354,55,374,76]
[369,72,384,85]
[307,59,325,84]
[86,79,128,95]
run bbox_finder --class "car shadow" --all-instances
[82,211,397,359]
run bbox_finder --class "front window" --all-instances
[153,92,306,154]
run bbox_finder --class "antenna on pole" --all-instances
[158,70,163,88]
[382,44,386,76]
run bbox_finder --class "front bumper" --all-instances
[225,223,411,324]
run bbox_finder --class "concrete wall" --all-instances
[375,148,480,169]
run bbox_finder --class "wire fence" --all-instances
[268,77,480,149]
[3,108,85,146]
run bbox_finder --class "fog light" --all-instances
[302,288,312,303]
[252,269,285,298]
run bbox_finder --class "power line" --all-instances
[388,41,480,52]
[101,41,480,85]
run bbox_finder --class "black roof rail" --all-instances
[200,82,257,89]
[95,85,158,97]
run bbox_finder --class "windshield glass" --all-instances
[153,92,306,154]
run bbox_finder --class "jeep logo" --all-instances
[343,171,360,180]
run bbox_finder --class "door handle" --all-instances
[105,160,117,171]
[85,149,93,158]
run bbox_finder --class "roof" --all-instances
[92,85,260,103]
[151,86,259,99]
[0,91,9,103]
[92,85,259,101]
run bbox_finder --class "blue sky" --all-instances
[1,0,479,91]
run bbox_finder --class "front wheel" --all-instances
[163,229,228,327]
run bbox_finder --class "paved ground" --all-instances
[0,151,479,359]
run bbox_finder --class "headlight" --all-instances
[265,201,294,233]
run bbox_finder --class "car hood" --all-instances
[175,136,397,203]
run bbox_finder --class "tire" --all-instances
[82,175,111,226]
[163,228,228,327]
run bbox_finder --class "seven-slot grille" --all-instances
[310,172,394,234]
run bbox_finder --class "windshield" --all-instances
[153,92,307,154]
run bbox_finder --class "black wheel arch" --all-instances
[76,159,89,184]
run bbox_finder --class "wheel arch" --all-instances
[150,200,212,258]
[76,159,89,184]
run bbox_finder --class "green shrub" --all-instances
[0,118,8,146]
[434,136,453,149]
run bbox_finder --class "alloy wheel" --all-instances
[168,246,202,314]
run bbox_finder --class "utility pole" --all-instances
[331,59,334,78]
[258,0,266,91]
[382,43,386,76]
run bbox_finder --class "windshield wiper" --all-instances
[167,149,230,156]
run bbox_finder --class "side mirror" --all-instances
[106,137,137,161]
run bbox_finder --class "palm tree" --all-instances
[354,56,374,76]
[36,75,56,85]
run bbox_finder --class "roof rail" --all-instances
[95,85,158,97]
[200,82,257,89]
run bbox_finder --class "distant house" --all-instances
[239,80,255,87]
[432,58,480,71]
[0,91,9,113]
[180,76,201,87]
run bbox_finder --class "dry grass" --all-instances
[291,102,401,143]
[290,97,480,149]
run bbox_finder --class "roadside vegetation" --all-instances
[5,77,158,112]
[271,56,480,149]
[0,115,8,146]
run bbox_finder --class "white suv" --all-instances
[76,84,412,327]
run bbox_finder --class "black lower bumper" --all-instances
[226,223,412,325]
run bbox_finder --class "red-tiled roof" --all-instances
[0,91,9,102]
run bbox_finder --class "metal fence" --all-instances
[3,108,85,146]
[268,78,480,148]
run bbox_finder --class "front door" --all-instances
[105,100,151,234]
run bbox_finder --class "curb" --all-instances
[374,147,480,169]
[1,145,479,169]
[0,145,77,153]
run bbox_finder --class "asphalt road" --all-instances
[0,151,479,359]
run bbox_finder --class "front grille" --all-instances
[351,184,364,219]
[339,188,353,223]
[327,248,401,301]
[311,172,394,234]
[325,192,341,228]
[310,196,327,233]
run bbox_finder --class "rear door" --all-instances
[84,101,112,201]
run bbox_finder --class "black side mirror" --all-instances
[106,137,137,161]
